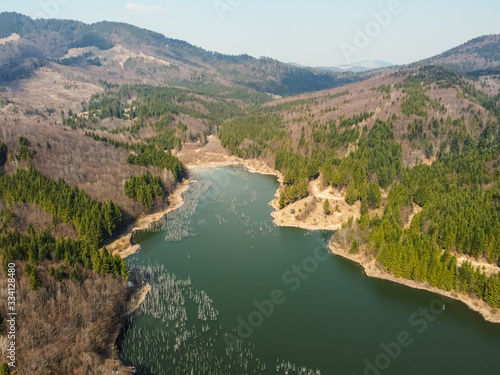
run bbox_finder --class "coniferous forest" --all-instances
[0,140,128,284]
[0,12,499,372]
[218,67,500,308]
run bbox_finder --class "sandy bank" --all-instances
[175,136,282,179]
[107,179,193,259]
[330,244,500,324]
[271,178,361,231]
[176,138,361,231]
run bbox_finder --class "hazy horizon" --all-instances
[0,1,499,70]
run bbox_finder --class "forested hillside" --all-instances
[420,34,500,75]
[0,138,133,373]
[218,65,500,308]
[0,43,295,371]
[0,12,499,371]
[0,12,367,96]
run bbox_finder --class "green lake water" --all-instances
[119,166,500,375]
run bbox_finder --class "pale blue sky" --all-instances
[0,0,499,66]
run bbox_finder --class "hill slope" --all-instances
[0,15,499,371]
[419,34,500,74]
[216,64,500,318]
[0,12,369,97]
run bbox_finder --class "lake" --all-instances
[119,166,500,375]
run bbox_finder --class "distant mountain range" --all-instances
[0,12,371,97]
[0,11,499,98]
[1,11,500,375]
[288,60,395,73]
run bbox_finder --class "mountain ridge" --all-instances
[0,12,369,97]
[0,11,500,375]
[417,34,500,74]
[287,60,394,72]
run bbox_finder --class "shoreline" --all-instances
[110,142,500,325]
[269,178,362,231]
[111,283,152,372]
[126,283,152,316]
[107,179,193,259]
[180,147,358,232]
[329,244,500,324]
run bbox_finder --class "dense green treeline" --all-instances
[400,82,430,118]
[274,120,397,208]
[124,172,163,209]
[0,142,129,286]
[275,148,323,208]
[126,146,184,181]
[1,228,128,282]
[220,115,399,208]
[399,146,500,261]
[84,131,186,180]
[361,125,500,307]
[311,118,360,148]
[275,148,322,183]
[219,114,286,158]
[69,32,114,50]
[372,210,500,308]
[0,166,123,247]
[170,81,273,106]
[323,120,402,191]
[278,178,309,209]
[130,87,208,121]
[87,94,126,119]
[87,84,245,128]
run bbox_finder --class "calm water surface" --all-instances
[119,166,500,375]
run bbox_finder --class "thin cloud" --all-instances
[125,3,166,13]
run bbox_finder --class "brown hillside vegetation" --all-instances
[258,66,494,166]
[0,267,134,374]
[0,12,499,372]
[0,101,175,223]
[419,34,500,73]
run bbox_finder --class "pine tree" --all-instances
[345,181,358,206]
[350,240,359,254]
[29,268,42,290]
[0,363,11,375]
[359,213,370,230]
[323,199,331,215]
[0,143,7,167]
[485,276,500,308]
[70,265,81,281]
